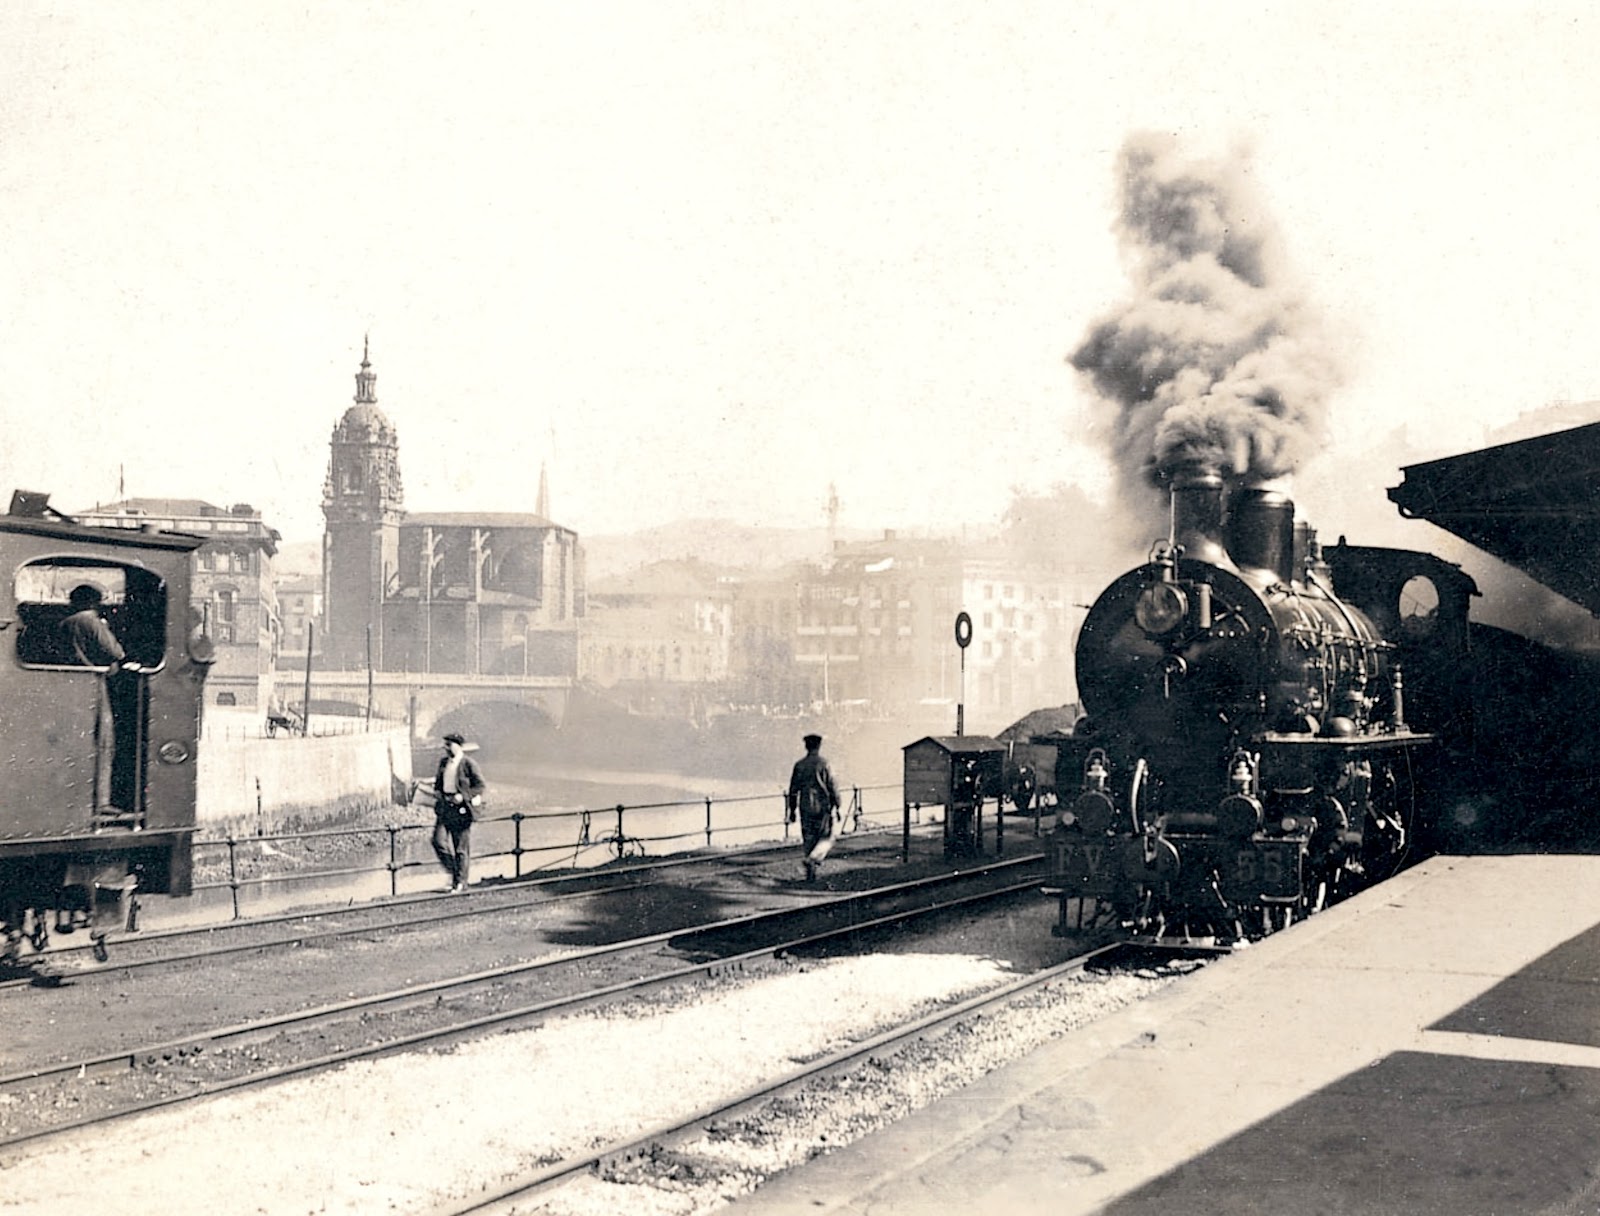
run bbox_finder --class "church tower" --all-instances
[321,338,403,669]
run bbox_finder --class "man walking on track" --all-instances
[432,732,487,892]
[786,733,841,882]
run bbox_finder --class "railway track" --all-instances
[439,940,1196,1216]
[0,839,821,988]
[0,858,1046,1150]
[0,837,1046,1070]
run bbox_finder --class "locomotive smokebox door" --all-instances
[903,736,1004,859]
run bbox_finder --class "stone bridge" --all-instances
[272,670,571,741]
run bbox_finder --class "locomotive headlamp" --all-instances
[1074,789,1117,834]
[1134,582,1188,637]
[1216,793,1263,837]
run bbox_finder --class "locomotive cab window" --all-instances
[14,559,168,670]
[1398,575,1440,638]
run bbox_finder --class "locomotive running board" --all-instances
[1259,731,1435,750]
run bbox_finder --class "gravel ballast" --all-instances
[0,951,1186,1215]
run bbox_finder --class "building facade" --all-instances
[778,533,1107,726]
[380,513,582,676]
[275,575,322,671]
[727,565,806,707]
[579,559,734,691]
[76,497,282,711]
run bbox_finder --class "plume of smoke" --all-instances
[1070,133,1343,515]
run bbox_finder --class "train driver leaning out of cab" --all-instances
[432,732,487,893]
[62,584,144,816]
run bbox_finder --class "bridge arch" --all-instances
[271,672,570,742]
[426,697,559,742]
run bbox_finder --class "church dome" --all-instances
[338,402,396,439]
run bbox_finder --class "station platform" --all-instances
[728,853,1600,1215]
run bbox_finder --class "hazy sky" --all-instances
[5,2,1599,546]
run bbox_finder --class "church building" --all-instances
[320,342,583,678]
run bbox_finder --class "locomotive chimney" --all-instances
[1228,477,1296,584]
[1168,462,1231,567]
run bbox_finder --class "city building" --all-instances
[275,574,322,671]
[75,497,282,711]
[579,559,734,692]
[592,532,1107,726]
[727,564,807,707]
[381,512,582,676]
[784,532,1109,724]
[955,558,1097,716]
[320,343,584,677]
[790,533,961,710]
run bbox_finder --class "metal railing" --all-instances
[202,715,386,741]
[191,781,913,921]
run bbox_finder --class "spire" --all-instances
[536,461,550,519]
[354,335,378,405]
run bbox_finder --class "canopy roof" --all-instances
[1388,420,1600,614]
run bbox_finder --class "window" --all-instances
[216,692,236,706]
[1399,575,1440,637]
[15,559,168,669]
[216,589,236,644]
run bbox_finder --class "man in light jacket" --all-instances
[433,732,487,892]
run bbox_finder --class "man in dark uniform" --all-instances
[432,732,487,892]
[62,584,145,815]
[786,733,841,882]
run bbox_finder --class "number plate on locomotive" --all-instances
[1050,837,1118,897]
[1218,841,1301,902]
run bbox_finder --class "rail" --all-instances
[191,781,928,920]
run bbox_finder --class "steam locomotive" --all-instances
[0,492,213,961]
[1045,465,1490,942]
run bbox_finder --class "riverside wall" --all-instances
[195,722,414,834]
